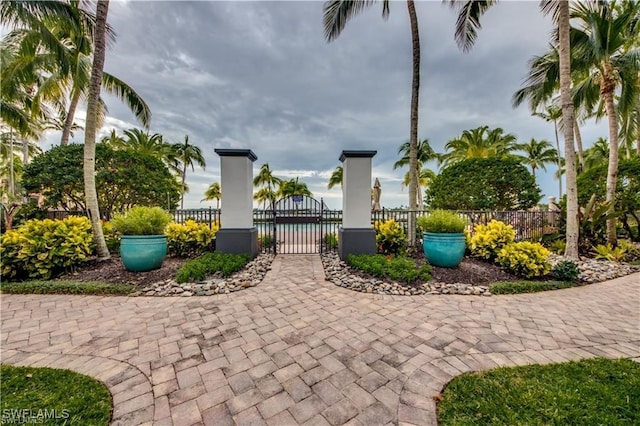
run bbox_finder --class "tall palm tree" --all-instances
[202,181,221,209]
[2,2,150,146]
[253,163,282,208]
[327,165,343,190]
[450,0,580,258]
[112,128,178,172]
[172,135,206,209]
[278,177,313,198]
[401,165,435,208]
[517,138,558,179]
[83,0,110,260]
[569,1,640,244]
[533,105,564,196]
[393,138,437,171]
[439,126,518,167]
[323,0,422,244]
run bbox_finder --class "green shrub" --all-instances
[101,221,120,254]
[0,216,94,280]
[259,234,274,249]
[551,260,580,282]
[374,219,407,255]
[468,220,516,261]
[548,239,566,254]
[165,220,217,257]
[111,206,172,235]
[491,280,577,294]
[347,254,431,284]
[592,243,627,262]
[176,252,250,283]
[323,233,338,250]
[496,241,551,278]
[417,210,467,233]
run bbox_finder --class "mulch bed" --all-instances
[58,252,517,289]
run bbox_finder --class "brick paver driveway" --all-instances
[2,255,639,425]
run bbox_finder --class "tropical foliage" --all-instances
[426,158,541,211]
[22,144,181,216]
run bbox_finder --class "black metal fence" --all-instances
[45,208,560,249]
[372,209,561,245]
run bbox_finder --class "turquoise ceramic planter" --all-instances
[120,235,167,272]
[422,232,466,268]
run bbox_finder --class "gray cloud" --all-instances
[54,0,607,209]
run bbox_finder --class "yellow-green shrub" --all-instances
[101,221,120,254]
[374,219,407,255]
[496,241,551,278]
[165,220,218,257]
[0,216,94,280]
[468,220,516,261]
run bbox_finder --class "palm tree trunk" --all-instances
[61,88,81,146]
[407,0,420,246]
[553,120,562,198]
[573,121,585,170]
[180,162,187,209]
[602,73,619,245]
[558,0,579,259]
[9,129,14,197]
[83,0,110,260]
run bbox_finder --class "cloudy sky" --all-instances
[46,0,607,210]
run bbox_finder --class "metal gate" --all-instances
[256,196,340,254]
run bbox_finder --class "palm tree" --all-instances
[517,138,558,179]
[202,182,221,209]
[569,1,640,244]
[327,165,343,190]
[83,0,110,260]
[113,128,178,172]
[278,177,312,198]
[2,2,150,146]
[532,105,564,197]
[439,126,518,167]
[323,0,422,244]
[253,163,282,208]
[583,137,610,170]
[401,165,435,208]
[172,135,206,209]
[393,138,437,171]
[450,0,580,258]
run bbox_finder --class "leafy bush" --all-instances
[259,234,274,249]
[347,254,431,284]
[102,221,120,254]
[374,219,407,255]
[176,252,250,283]
[496,241,551,278]
[323,233,338,250]
[593,243,627,262]
[417,210,467,233]
[618,239,640,261]
[111,206,172,235]
[1,217,94,280]
[551,260,580,282]
[548,239,566,255]
[0,280,134,295]
[165,220,217,257]
[491,280,576,294]
[468,220,516,261]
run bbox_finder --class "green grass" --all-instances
[491,280,577,294]
[0,280,134,295]
[438,357,640,426]
[0,364,112,425]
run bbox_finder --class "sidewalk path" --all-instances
[2,255,639,425]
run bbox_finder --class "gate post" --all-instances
[214,149,259,258]
[339,150,377,260]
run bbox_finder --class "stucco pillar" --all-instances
[339,150,377,260]
[214,149,258,258]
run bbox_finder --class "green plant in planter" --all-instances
[417,210,467,233]
[418,210,468,268]
[111,206,172,235]
[111,206,173,272]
